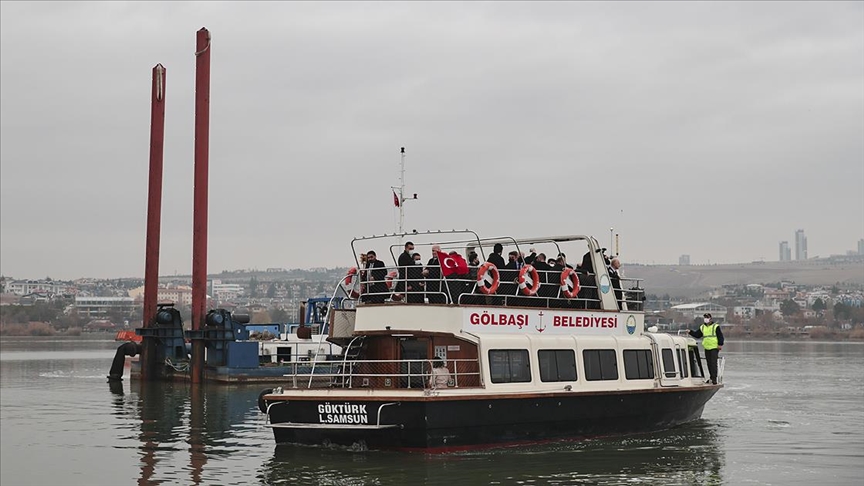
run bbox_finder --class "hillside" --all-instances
[159,257,864,300]
[625,258,864,298]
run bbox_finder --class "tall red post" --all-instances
[141,64,166,381]
[190,28,211,384]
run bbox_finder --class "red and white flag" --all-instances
[393,191,400,207]
[436,251,469,276]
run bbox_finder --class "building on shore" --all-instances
[670,302,727,323]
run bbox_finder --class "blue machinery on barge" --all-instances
[110,297,342,383]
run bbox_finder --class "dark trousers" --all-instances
[705,348,720,384]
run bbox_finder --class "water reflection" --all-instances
[257,421,725,485]
[109,376,725,485]
[108,379,124,397]
[3,337,860,485]
[120,381,266,486]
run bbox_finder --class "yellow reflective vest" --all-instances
[700,323,719,350]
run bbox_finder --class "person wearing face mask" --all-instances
[689,313,724,384]
[406,252,425,303]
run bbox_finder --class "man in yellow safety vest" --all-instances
[689,313,725,385]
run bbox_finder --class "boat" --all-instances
[253,297,344,364]
[258,230,725,451]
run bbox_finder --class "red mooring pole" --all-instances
[190,28,211,384]
[141,64,166,381]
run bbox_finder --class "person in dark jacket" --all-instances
[524,248,537,266]
[406,252,425,303]
[363,251,388,303]
[487,243,506,269]
[689,313,725,384]
[608,257,623,308]
[395,241,415,298]
[424,245,446,304]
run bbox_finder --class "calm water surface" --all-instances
[1,337,862,485]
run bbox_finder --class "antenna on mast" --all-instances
[392,146,418,234]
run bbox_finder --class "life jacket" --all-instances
[700,323,719,350]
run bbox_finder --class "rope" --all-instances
[165,357,190,373]
[195,31,211,57]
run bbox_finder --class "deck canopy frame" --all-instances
[350,230,606,268]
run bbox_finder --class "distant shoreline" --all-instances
[0,330,861,342]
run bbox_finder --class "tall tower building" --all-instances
[794,229,807,261]
[679,254,690,266]
[779,241,791,261]
[858,239,864,256]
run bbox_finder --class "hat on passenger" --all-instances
[703,313,712,318]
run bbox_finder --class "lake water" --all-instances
[1,337,862,485]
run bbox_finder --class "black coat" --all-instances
[366,260,387,293]
[396,251,414,292]
[487,252,506,269]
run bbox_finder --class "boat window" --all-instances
[489,349,531,384]
[538,350,577,382]
[677,348,689,378]
[688,347,704,378]
[661,348,677,378]
[582,349,618,381]
[623,349,654,380]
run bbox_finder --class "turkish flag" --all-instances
[393,191,400,207]
[437,251,469,276]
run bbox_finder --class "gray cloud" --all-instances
[2,2,862,279]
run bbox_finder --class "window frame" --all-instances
[489,349,532,384]
[582,349,619,381]
[623,349,655,380]
[661,348,677,378]
[538,349,578,382]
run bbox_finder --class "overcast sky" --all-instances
[1,2,862,280]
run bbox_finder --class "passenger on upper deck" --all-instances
[578,250,594,274]
[396,241,415,295]
[576,250,601,309]
[505,251,522,270]
[487,243,506,269]
[608,257,623,308]
[558,253,573,270]
[357,253,368,295]
[406,251,425,303]
[492,251,520,306]
[445,251,471,304]
[465,251,482,305]
[533,253,551,272]
[423,245,446,304]
[524,248,537,266]
[363,250,388,303]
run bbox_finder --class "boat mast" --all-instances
[393,146,417,234]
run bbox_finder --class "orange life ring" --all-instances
[385,270,397,290]
[345,267,361,298]
[476,262,500,294]
[560,267,581,298]
[518,265,541,296]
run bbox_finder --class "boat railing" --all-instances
[279,358,482,390]
[344,263,644,311]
